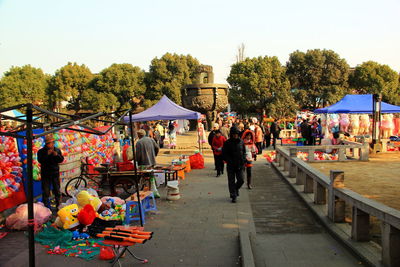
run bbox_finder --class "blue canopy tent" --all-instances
[124,95,201,122]
[314,94,400,114]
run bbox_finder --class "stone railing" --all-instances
[274,147,400,267]
[277,143,369,162]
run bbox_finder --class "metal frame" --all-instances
[0,104,143,267]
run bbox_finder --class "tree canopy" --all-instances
[0,65,49,108]
[227,56,297,118]
[286,49,350,109]
[91,63,146,111]
[145,53,201,105]
[349,61,400,105]
[49,62,94,113]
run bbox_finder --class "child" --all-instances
[242,130,258,189]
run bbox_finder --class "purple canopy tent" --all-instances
[124,95,201,122]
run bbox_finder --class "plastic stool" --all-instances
[124,200,146,225]
[143,192,157,212]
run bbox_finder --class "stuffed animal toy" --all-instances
[56,204,80,229]
[76,190,102,211]
[339,114,350,133]
[6,203,51,230]
[381,114,394,139]
[394,117,400,136]
[359,114,370,135]
[350,115,360,136]
[100,196,125,207]
[77,204,97,226]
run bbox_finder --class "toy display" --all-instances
[56,204,80,229]
[339,114,350,133]
[381,114,394,139]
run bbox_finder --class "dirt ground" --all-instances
[310,152,400,211]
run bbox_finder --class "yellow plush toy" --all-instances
[76,190,102,211]
[56,204,80,229]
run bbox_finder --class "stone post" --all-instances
[338,147,346,161]
[328,170,345,222]
[296,168,305,185]
[288,148,297,178]
[381,222,400,267]
[308,149,315,162]
[360,142,369,161]
[313,180,326,204]
[283,157,289,172]
[304,174,313,193]
[351,207,370,241]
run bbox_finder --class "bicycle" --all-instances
[64,157,113,197]
[65,157,144,198]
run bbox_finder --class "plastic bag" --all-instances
[189,153,204,169]
[99,246,115,260]
[6,202,52,230]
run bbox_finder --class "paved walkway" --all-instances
[2,156,241,267]
[248,159,364,267]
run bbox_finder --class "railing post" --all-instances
[360,142,369,161]
[328,170,345,222]
[279,153,285,167]
[283,157,289,172]
[296,168,305,185]
[304,174,313,193]
[381,222,400,267]
[338,147,346,161]
[308,149,315,162]
[351,207,370,241]
[313,181,326,204]
[353,146,360,159]
[289,148,297,178]
[276,150,281,165]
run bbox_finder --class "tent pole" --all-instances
[128,110,144,226]
[26,104,35,267]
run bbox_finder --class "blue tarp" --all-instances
[314,94,400,114]
[124,95,201,122]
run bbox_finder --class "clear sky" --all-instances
[0,0,399,83]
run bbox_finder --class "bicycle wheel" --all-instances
[113,177,143,198]
[65,176,88,197]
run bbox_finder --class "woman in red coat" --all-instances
[212,130,226,177]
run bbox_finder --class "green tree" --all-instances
[92,63,146,111]
[227,56,297,118]
[49,62,94,113]
[286,49,350,109]
[146,53,201,104]
[80,88,119,113]
[349,61,400,104]
[0,65,49,108]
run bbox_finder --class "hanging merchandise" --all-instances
[0,134,26,212]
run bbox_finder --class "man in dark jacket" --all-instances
[270,119,281,149]
[222,126,246,203]
[208,123,220,170]
[37,135,64,209]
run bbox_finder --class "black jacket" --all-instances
[37,147,64,175]
[208,130,218,147]
[222,137,246,170]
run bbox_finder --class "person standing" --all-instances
[254,121,263,155]
[242,130,257,189]
[222,126,246,203]
[300,119,311,145]
[156,122,165,148]
[37,135,64,210]
[270,119,281,149]
[212,130,226,177]
[135,129,160,167]
[220,121,230,139]
[208,123,219,170]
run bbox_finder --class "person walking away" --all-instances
[242,130,257,189]
[270,119,281,149]
[135,129,160,167]
[212,130,226,177]
[37,135,64,210]
[208,123,220,170]
[222,126,246,203]
[263,122,271,149]
[254,121,263,155]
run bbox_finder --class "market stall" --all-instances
[0,104,131,267]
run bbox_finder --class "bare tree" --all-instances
[236,43,245,63]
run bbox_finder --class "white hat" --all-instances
[213,123,219,129]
